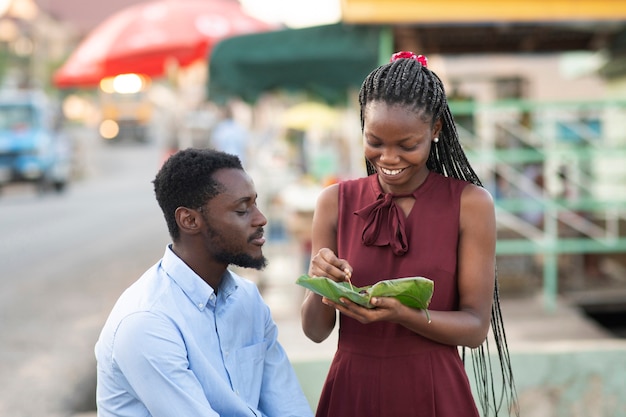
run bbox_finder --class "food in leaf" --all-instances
[296,275,434,313]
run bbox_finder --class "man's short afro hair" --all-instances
[153,148,243,240]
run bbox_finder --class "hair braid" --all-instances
[359,56,519,417]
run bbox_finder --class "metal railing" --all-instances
[450,99,626,310]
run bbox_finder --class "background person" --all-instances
[211,105,250,168]
[95,148,313,417]
[301,52,517,417]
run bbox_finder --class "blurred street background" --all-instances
[1,0,626,415]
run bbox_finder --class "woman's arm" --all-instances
[300,184,353,343]
[416,183,496,347]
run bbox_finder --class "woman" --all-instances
[301,52,517,417]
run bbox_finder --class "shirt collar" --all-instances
[160,245,238,311]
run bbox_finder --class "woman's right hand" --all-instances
[303,247,352,343]
[309,248,353,283]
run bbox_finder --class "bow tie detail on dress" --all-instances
[354,192,414,256]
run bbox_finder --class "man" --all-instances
[95,148,313,417]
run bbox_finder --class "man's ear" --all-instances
[175,207,203,235]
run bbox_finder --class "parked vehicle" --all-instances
[0,90,72,193]
[98,74,153,143]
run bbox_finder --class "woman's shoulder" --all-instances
[315,182,340,210]
[431,173,491,197]
[316,175,371,200]
[339,174,375,195]
[426,173,494,214]
[430,172,469,188]
[315,176,374,216]
[460,182,495,217]
[340,175,371,187]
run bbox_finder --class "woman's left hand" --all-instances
[321,296,405,324]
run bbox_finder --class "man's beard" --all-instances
[202,214,268,270]
[214,250,267,270]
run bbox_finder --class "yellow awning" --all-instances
[341,0,626,24]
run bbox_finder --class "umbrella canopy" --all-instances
[207,23,381,104]
[53,0,274,88]
[281,101,340,130]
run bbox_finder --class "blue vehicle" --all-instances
[0,90,72,193]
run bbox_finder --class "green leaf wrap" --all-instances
[296,275,434,310]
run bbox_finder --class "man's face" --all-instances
[200,168,267,270]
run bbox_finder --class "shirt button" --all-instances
[198,303,204,308]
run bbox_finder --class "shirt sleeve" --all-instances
[257,303,315,417]
[111,311,227,417]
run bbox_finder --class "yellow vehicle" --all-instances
[98,74,153,143]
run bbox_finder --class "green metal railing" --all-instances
[451,99,626,311]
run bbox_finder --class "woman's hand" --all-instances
[309,248,353,283]
[321,295,408,324]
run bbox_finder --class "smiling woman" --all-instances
[300,53,519,417]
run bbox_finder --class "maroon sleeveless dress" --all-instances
[315,172,480,417]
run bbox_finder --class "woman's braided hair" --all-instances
[359,54,519,417]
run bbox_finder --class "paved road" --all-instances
[0,137,170,416]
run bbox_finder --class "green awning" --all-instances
[207,23,381,104]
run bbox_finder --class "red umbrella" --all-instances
[53,0,275,88]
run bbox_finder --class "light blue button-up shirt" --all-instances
[95,245,313,417]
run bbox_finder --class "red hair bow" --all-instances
[390,51,428,68]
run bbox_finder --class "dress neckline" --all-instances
[355,172,436,256]
[369,170,433,200]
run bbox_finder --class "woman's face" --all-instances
[363,101,441,194]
